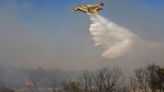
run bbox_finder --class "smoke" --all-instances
[89,14,163,59]
[89,14,136,58]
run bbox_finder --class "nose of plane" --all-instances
[73,8,77,11]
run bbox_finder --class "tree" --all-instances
[0,82,15,92]
[128,77,138,92]
[67,81,80,92]
[134,68,149,92]
[79,70,94,92]
[147,64,164,92]
[134,64,164,92]
[93,67,123,92]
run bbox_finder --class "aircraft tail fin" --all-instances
[100,2,104,7]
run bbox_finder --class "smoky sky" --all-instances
[0,0,164,73]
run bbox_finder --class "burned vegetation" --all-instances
[0,64,163,92]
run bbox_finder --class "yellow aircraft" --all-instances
[73,2,104,14]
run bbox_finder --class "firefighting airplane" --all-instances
[73,2,104,14]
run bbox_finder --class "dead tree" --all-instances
[79,70,94,92]
[134,68,149,92]
[93,67,123,92]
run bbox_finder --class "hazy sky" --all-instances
[0,0,164,72]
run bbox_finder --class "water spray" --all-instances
[89,14,135,58]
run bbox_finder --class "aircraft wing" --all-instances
[86,4,94,7]
[88,5,98,9]
[88,6,101,14]
[78,7,88,12]
[73,6,88,13]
